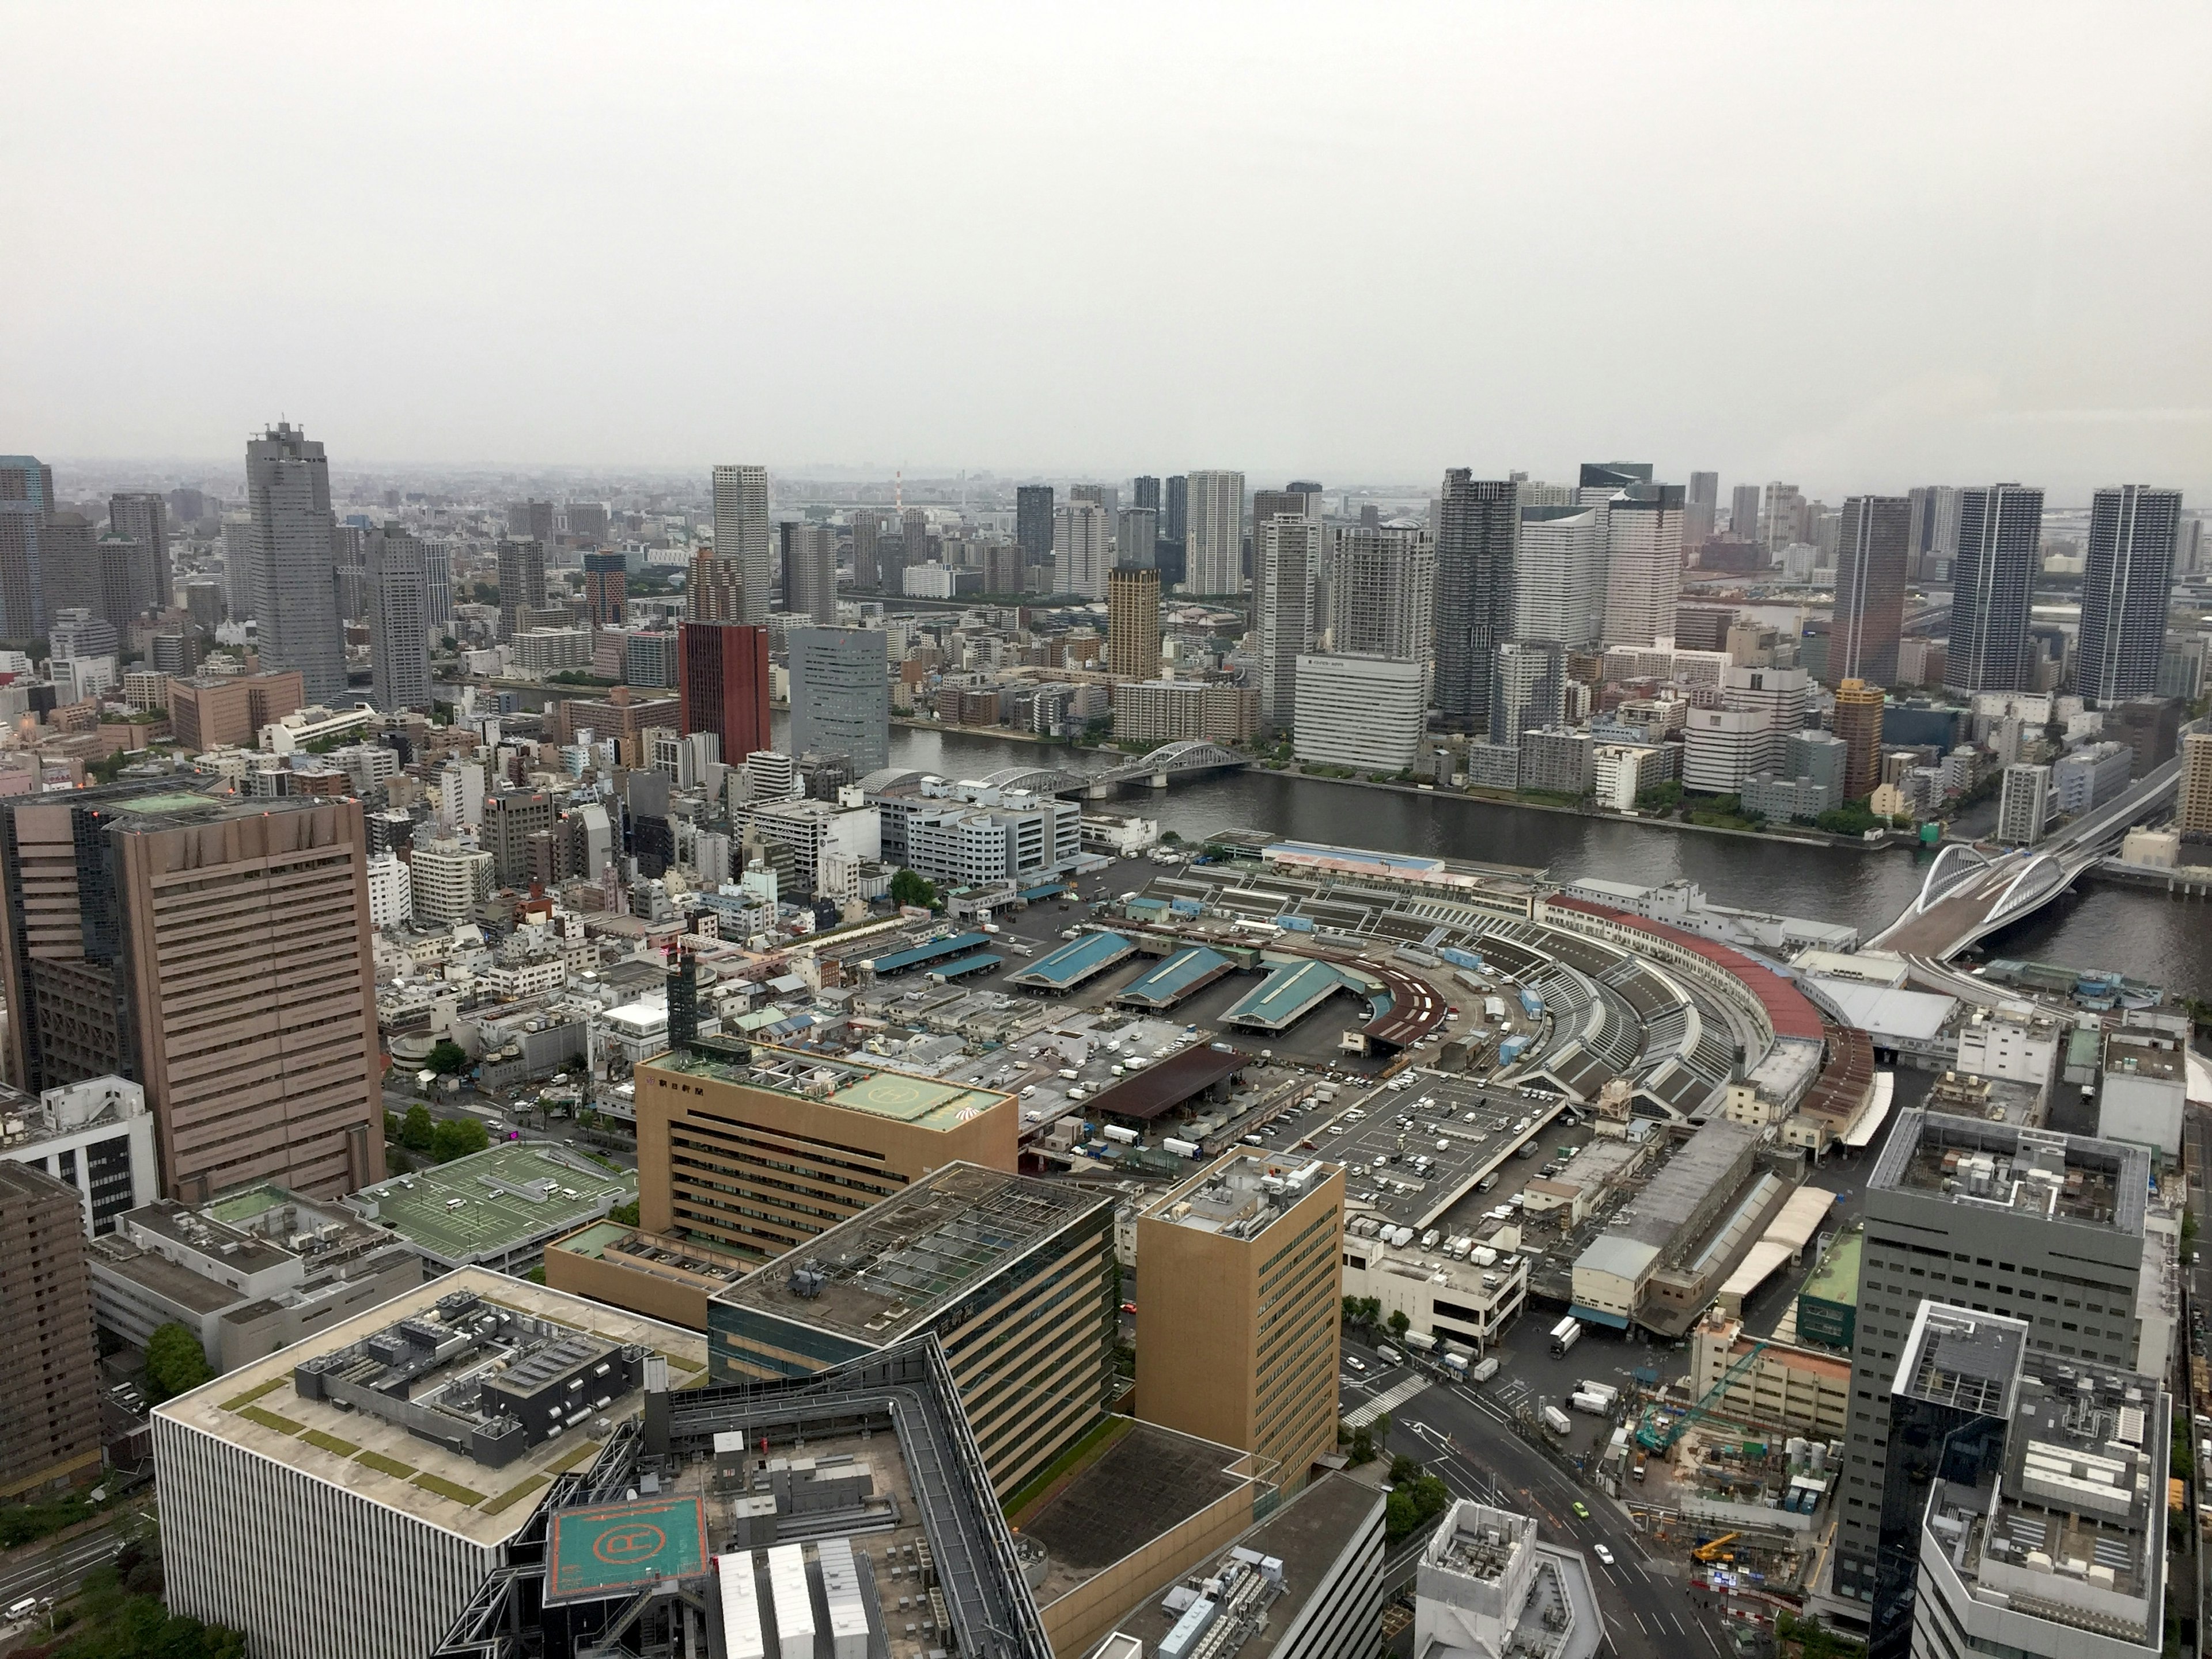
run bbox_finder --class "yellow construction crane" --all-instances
[1692,1532,1741,1563]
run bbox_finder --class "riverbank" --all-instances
[1249,765,1917,855]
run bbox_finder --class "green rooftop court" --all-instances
[653,1044,1012,1131]
[349,1143,635,1270]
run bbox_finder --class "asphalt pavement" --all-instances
[1341,1333,1739,1659]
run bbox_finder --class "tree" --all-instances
[431,1117,490,1164]
[144,1322,214,1403]
[888,868,938,910]
[1388,1308,1411,1339]
[426,1039,469,1074]
[609,1200,641,1227]
[399,1104,435,1150]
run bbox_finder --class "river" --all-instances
[785,717,2212,999]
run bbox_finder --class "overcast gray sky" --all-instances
[9,2,2209,499]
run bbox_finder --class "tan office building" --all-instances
[1107,565,1162,681]
[0,1162,104,1497]
[0,786,384,1202]
[166,669,305,751]
[559,1046,1021,1319]
[1135,1153,1344,1492]
[708,1162,1116,1498]
[2181,730,2212,838]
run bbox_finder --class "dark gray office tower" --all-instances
[330,524,368,623]
[0,456,54,640]
[364,527,432,712]
[1016,485,1055,566]
[1830,1112,2149,1614]
[789,626,889,775]
[1132,475,1161,516]
[244,423,346,703]
[1831,495,1910,687]
[507,500,554,543]
[1905,485,1957,579]
[1944,484,2044,695]
[1684,471,1718,547]
[496,537,547,640]
[1729,482,1762,543]
[900,508,930,578]
[1434,471,1520,729]
[108,492,171,614]
[1116,507,1158,570]
[850,509,884,592]
[2077,485,2182,705]
[1164,475,1188,545]
[784,521,838,624]
[1578,461,1653,490]
[41,513,99,621]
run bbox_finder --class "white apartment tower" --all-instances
[1599,485,1686,649]
[1052,502,1112,600]
[712,464,772,624]
[1257,518,1321,726]
[1184,471,1246,594]
[1514,506,1605,649]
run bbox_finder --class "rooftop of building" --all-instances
[1926,1071,2047,1129]
[550,1221,752,1291]
[1614,1118,1759,1252]
[1143,1153,1336,1241]
[0,1074,146,1153]
[649,1043,1015,1131]
[2101,1032,2184,1083]
[1098,1473,1382,1659]
[1918,1304,2167,1643]
[1800,1227,1862,1308]
[710,1162,1111,1344]
[1417,1499,1604,1659]
[346,1142,635,1264]
[153,1268,707,1550]
[1872,1111,2148,1234]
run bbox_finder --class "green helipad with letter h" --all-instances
[547,1494,707,1601]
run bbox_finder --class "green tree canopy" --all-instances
[399,1104,435,1150]
[888,868,938,910]
[426,1039,469,1074]
[143,1322,213,1403]
[431,1118,490,1164]
[1388,1309,1411,1338]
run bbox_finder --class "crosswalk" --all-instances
[1342,1373,1431,1427]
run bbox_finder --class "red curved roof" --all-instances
[1545,895,1825,1043]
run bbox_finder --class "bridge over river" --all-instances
[967,740,1250,797]
[1870,730,2198,962]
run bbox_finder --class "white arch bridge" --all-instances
[972,741,1250,797]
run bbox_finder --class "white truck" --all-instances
[1578,1381,1620,1410]
[1468,1356,1501,1384]
[1570,1391,1611,1415]
[1549,1316,1582,1357]
[1540,1404,1573,1437]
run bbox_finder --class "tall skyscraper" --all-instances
[1107,566,1162,681]
[1578,461,1652,490]
[1054,501,1111,599]
[711,464,772,624]
[1514,504,1605,648]
[363,527,432,713]
[900,507,930,579]
[1906,484,1960,578]
[1434,472,1518,730]
[0,455,54,641]
[1014,484,1054,566]
[495,536,546,639]
[1184,470,1245,594]
[582,550,627,627]
[1945,484,2044,695]
[849,508,885,591]
[2179,730,2212,838]
[506,499,554,543]
[0,1162,103,1498]
[1831,495,1911,686]
[1490,641,1564,745]
[1070,482,1118,541]
[1328,525,1434,665]
[1162,474,1188,546]
[0,785,385,1202]
[788,626,889,774]
[108,491,172,614]
[2077,486,2182,704]
[245,423,346,703]
[677,621,771,764]
[1761,482,1806,551]
[1115,506,1158,569]
[1250,487,1312,627]
[1599,483,1685,649]
[1728,482,1762,544]
[783,521,838,623]
[1256,518,1320,726]
[1132,475,1161,517]
[1684,471,1718,547]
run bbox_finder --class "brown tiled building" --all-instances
[166,670,305,751]
[0,1162,104,1497]
[546,685,680,762]
[0,784,384,1203]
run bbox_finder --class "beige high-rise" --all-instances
[1107,565,1161,680]
[2180,731,2212,838]
[1135,1153,1343,1493]
[0,785,384,1203]
[711,464,771,623]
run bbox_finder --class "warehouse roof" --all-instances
[1077,1044,1248,1122]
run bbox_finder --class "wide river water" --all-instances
[781,718,2212,999]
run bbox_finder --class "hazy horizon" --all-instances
[10,3,2210,501]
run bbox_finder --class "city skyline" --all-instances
[5,6,2208,497]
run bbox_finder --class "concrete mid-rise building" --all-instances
[0,785,384,1203]
[168,669,305,751]
[1828,1112,2152,1611]
[1136,1153,1344,1493]
[1414,1500,1604,1659]
[1293,653,1424,772]
[409,836,492,926]
[2051,738,2134,816]
[706,1162,1115,1499]
[1996,762,2053,846]
[0,1075,159,1235]
[1682,705,1773,794]
[1111,679,1259,746]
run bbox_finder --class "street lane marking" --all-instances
[1343,1374,1431,1426]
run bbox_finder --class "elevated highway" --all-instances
[1870,734,2195,961]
